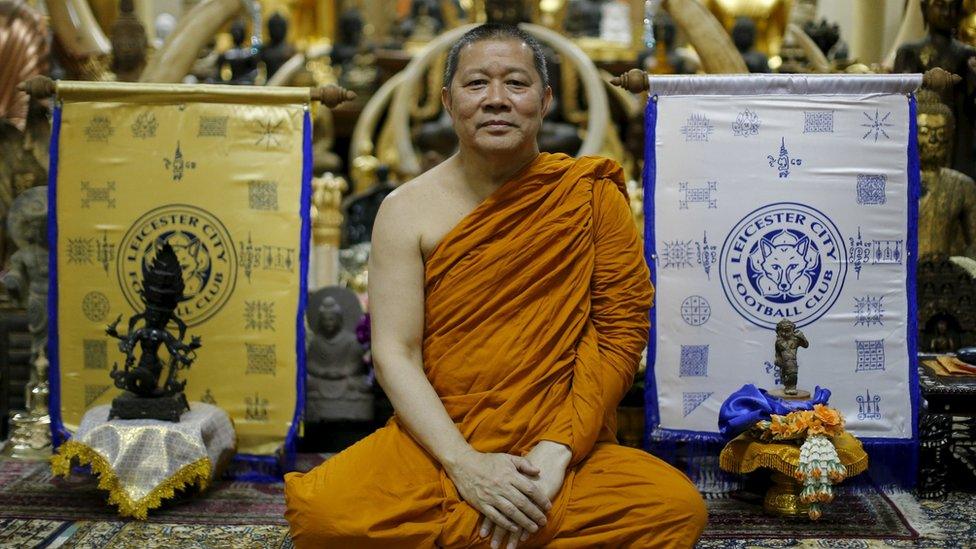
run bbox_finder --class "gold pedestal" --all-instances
[719,432,869,520]
[764,471,810,517]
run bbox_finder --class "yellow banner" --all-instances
[52,82,308,456]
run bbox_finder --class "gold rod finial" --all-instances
[611,69,649,94]
[311,85,357,108]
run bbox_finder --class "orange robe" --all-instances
[285,153,707,547]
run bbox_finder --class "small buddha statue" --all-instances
[895,0,976,178]
[343,165,396,248]
[109,0,147,82]
[803,19,842,62]
[564,0,602,38]
[306,295,372,422]
[732,17,770,73]
[217,20,259,85]
[331,9,364,70]
[399,0,444,45]
[332,9,377,104]
[916,89,976,258]
[259,13,295,81]
[928,318,959,352]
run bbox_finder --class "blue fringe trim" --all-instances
[47,104,71,448]
[906,94,921,446]
[224,453,284,483]
[643,95,661,439]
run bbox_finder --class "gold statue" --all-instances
[917,90,976,258]
[960,0,976,47]
[311,173,347,248]
[706,0,791,58]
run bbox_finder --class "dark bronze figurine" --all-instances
[774,319,808,397]
[106,243,201,421]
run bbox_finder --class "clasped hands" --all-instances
[445,441,571,549]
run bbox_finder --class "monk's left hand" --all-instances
[480,441,571,549]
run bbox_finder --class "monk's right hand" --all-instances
[445,450,552,536]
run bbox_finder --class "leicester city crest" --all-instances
[719,202,847,329]
[118,204,238,326]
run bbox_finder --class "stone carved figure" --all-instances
[306,290,371,422]
[260,13,295,80]
[917,89,976,258]
[217,20,259,85]
[106,243,201,421]
[895,0,976,177]
[774,319,808,396]
[2,186,48,363]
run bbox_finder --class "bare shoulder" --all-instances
[373,164,450,247]
[375,162,461,259]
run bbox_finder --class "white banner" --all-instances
[645,81,920,444]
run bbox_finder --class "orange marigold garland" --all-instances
[749,404,847,520]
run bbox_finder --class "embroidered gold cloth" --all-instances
[719,431,869,479]
[50,402,236,519]
[51,80,308,456]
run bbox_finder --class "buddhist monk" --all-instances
[284,23,708,548]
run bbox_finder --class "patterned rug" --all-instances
[0,457,971,547]
[701,488,916,540]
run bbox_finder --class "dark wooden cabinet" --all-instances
[0,309,30,440]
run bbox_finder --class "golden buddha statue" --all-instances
[917,90,976,258]
[895,0,976,178]
[706,0,791,58]
[960,0,976,47]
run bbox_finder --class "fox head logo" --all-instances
[750,230,818,299]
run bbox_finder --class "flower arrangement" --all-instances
[749,403,848,520]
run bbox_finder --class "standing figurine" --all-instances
[106,243,201,421]
[774,319,809,397]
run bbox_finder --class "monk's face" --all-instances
[442,38,552,156]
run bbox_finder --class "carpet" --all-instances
[700,488,917,541]
[0,453,332,526]
[0,456,971,547]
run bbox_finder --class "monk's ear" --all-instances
[441,86,453,117]
[541,86,553,117]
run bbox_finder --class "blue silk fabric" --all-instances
[718,384,831,440]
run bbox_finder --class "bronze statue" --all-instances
[259,13,295,80]
[774,319,808,397]
[895,0,976,178]
[106,243,201,421]
[217,20,259,85]
[917,89,976,258]
[343,164,395,248]
[109,0,147,82]
[306,292,371,422]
